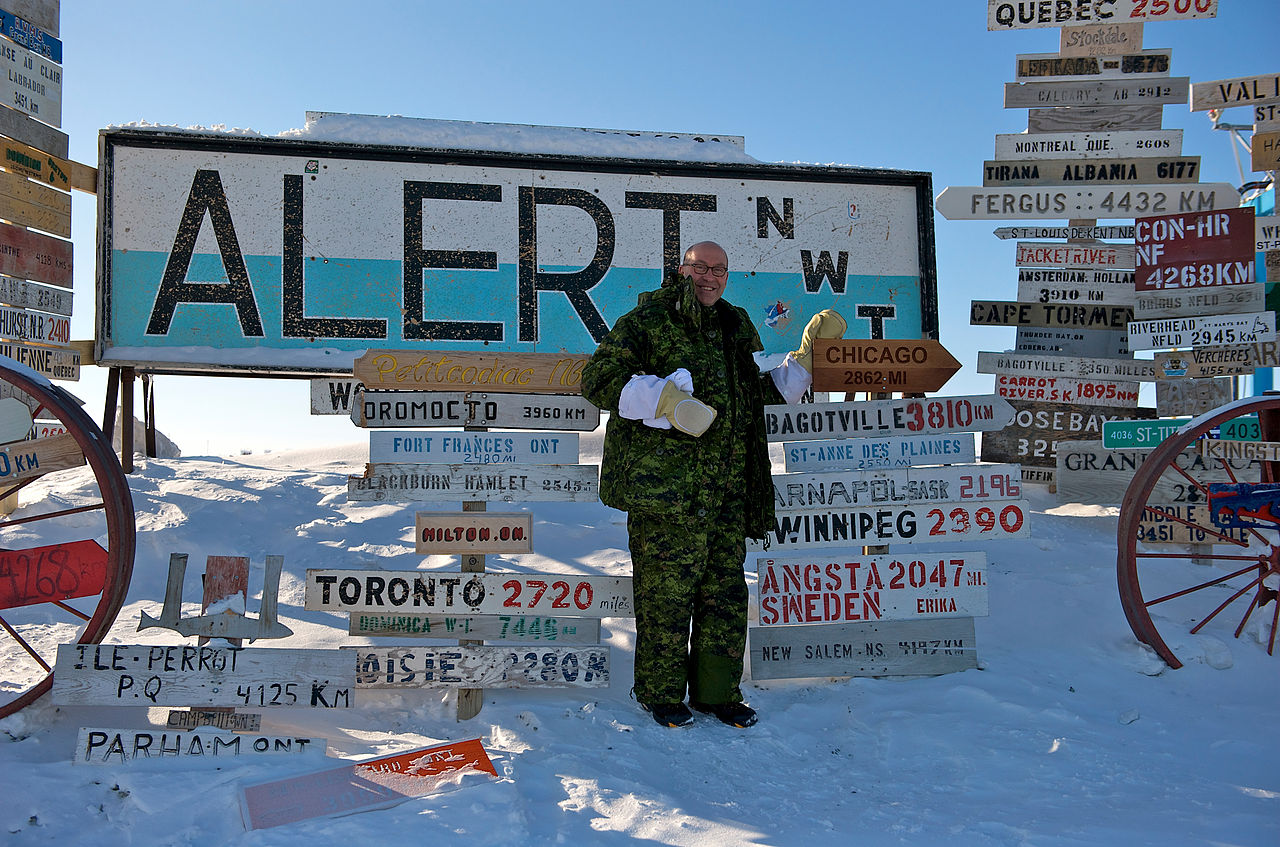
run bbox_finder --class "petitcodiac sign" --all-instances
[96,127,938,374]
[353,350,587,393]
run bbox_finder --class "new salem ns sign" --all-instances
[96,128,938,375]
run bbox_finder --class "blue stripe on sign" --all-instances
[110,251,923,354]
[0,9,61,63]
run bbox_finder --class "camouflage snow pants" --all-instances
[627,502,749,705]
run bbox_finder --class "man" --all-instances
[582,241,844,728]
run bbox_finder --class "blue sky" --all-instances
[54,0,1280,454]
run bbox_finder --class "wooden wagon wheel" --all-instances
[1116,395,1280,669]
[0,357,135,718]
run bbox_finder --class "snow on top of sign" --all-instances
[110,114,762,164]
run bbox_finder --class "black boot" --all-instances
[641,701,694,728]
[690,701,757,728]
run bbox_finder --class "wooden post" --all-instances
[120,367,134,474]
[102,367,119,442]
[457,421,488,721]
[142,373,157,458]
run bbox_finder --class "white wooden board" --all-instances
[1134,284,1265,318]
[1127,312,1276,351]
[781,434,977,472]
[1004,78,1189,109]
[416,511,533,554]
[748,500,1030,552]
[75,727,325,766]
[1152,347,1255,379]
[306,570,634,618]
[977,350,1156,381]
[353,390,601,431]
[52,645,356,708]
[370,430,579,464]
[1155,377,1234,417]
[1014,49,1171,81]
[348,645,609,688]
[1059,23,1144,58]
[1191,72,1280,112]
[1054,441,1261,505]
[0,37,61,126]
[993,130,1182,160]
[995,373,1140,407]
[1015,241,1135,269]
[1200,439,1280,463]
[1138,503,1250,545]
[750,618,977,680]
[935,184,1236,221]
[1016,279,1136,306]
[349,463,598,503]
[756,552,988,626]
[1014,327,1129,358]
[0,274,71,315]
[1018,268,1134,286]
[772,465,1023,510]
[988,0,1216,30]
[765,395,1014,443]
[349,612,601,643]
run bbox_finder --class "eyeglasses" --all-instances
[685,262,728,278]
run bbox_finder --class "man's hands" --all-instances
[618,368,717,437]
[653,381,717,437]
[790,309,847,373]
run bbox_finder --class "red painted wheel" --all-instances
[0,358,135,718]
[1117,395,1280,669]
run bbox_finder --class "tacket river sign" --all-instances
[764,395,1015,443]
[1014,242,1135,269]
[353,350,588,393]
[811,339,961,393]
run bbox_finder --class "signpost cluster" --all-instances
[747,390,1024,681]
[945,2,1276,491]
[326,348,625,721]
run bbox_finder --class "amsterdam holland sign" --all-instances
[95,127,938,374]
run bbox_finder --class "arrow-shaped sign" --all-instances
[812,339,961,393]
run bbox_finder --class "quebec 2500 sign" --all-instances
[96,129,937,374]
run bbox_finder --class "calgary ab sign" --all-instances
[96,128,937,375]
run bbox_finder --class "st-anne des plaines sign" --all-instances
[96,128,938,374]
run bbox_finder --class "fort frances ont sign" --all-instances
[96,127,938,375]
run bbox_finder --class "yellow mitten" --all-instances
[790,309,848,372]
[654,380,717,437]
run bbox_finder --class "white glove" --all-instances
[619,369,694,429]
[770,353,813,404]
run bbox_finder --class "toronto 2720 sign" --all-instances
[96,128,938,374]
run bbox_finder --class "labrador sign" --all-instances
[96,127,937,374]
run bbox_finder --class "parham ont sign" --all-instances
[96,128,938,373]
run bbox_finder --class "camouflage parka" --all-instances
[581,274,783,541]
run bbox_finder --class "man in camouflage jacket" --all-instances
[582,241,843,728]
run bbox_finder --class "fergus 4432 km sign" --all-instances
[95,128,939,373]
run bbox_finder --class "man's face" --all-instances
[680,244,729,306]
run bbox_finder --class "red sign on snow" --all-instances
[0,540,110,610]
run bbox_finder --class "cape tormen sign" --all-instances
[95,127,938,375]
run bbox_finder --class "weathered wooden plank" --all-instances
[0,98,65,157]
[349,612,601,644]
[1018,267,1135,285]
[0,430,81,481]
[765,396,1014,443]
[370,430,579,464]
[0,7,60,61]
[0,394,30,441]
[0,539,106,610]
[348,644,609,689]
[972,300,1132,330]
[811,339,960,394]
[0,301,67,344]
[1005,78,1189,109]
[166,710,261,732]
[1257,104,1280,127]
[352,389,600,431]
[309,377,362,414]
[1015,49,1171,81]
[2,2,58,37]
[1138,503,1250,545]
[348,462,598,503]
[1028,104,1164,132]
[74,727,324,766]
[935,184,1234,221]
[994,130,1182,160]
[0,338,77,379]
[771,465,1023,510]
[988,0,1216,30]
[1152,347,1253,379]
[0,36,61,126]
[977,350,1156,381]
[1016,279,1136,306]
[51,645,356,708]
[997,224,1134,240]
[748,500,1030,552]
[1191,72,1280,112]
[1014,325,1128,358]
[1252,130,1280,172]
[756,552,988,626]
[1155,377,1234,417]
[1134,284,1265,319]
[0,169,68,236]
[305,570,634,618]
[984,156,1199,187]
[1055,441,1261,505]
[0,273,71,314]
[995,372,1140,407]
[1135,208,1257,288]
[1256,216,1280,252]
[415,511,533,554]
[1127,312,1275,351]
[781,434,976,472]
[1059,22,1144,57]
[0,220,70,287]
[750,618,977,681]
[1015,241,1135,269]
[1200,438,1280,463]
[979,400,1155,468]
[240,739,496,831]
[353,350,588,394]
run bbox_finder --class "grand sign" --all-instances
[96,128,937,374]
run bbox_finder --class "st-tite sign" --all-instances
[95,128,937,375]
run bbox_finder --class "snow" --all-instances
[1,430,1277,846]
